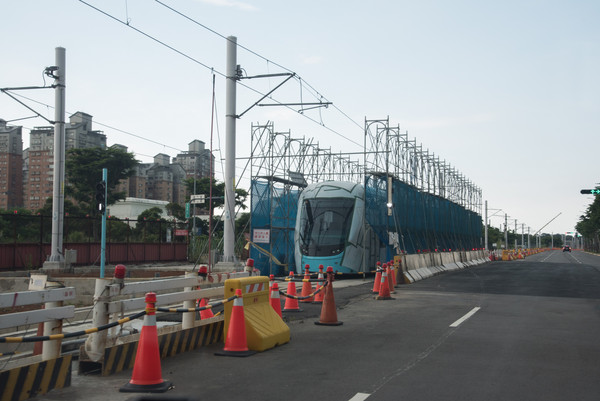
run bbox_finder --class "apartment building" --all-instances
[1,111,215,212]
[0,119,23,210]
[172,140,214,180]
[24,112,106,210]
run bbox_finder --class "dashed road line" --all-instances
[450,307,481,328]
[349,392,371,401]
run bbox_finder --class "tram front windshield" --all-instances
[298,197,355,256]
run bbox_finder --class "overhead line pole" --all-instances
[223,36,237,264]
[46,47,66,267]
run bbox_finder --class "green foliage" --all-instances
[133,207,168,242]
[65,147,138,216]
[576,187,600,251]
[0,209,39,243]
[166,202,186,221]
[236,212,250,234]
[107,217,133,242]
[36,197,84,216]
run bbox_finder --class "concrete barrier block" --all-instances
[403,272,415,283]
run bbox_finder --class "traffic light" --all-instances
[96,180,106,214]
[580,189,600,195]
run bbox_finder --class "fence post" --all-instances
[42,280,64,361]
[85,278,112,362]
[182,272,197,329]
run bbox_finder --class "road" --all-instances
[34,250,600,401]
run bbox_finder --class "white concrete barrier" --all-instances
[399,250,488,283]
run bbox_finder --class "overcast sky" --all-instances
[2,0,599,236]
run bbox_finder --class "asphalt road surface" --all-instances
[33,250,600,401]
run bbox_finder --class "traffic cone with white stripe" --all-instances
[300,264,314,303]
[313,265,325,304]
[215,289,256,357]
[120,292,172,393]
[387,263,396,293]
[372,262,382,293]
[375,268,393,300]
[270,282,283,318]
[389,261,398,287]
[283,272,302,312]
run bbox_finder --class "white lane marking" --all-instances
[541,251,555,262]
[349,393,371,401]
[450,307,481,328]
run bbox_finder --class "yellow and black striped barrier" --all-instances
[0,354,72,400]
[156,294,238,313]
[99,320,224,376]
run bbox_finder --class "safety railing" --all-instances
[0,283,76,362]
[83,271,249,362]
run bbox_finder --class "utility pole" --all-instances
[514,219,518,249]
[504,213,508,249]
[223,36,238,264]
[99,168,107,278]
[484,200,488,251]
[45,47,66,268]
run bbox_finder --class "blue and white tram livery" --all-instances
[294,181,384,274]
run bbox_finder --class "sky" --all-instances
[2,0,599,236]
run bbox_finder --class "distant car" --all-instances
[563,246,571,252]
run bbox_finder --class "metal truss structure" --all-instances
[250,122,363,185]
[250,118,481,215]
[364,118,482,215]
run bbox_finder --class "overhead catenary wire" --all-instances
[154,0,361,128]
[77,0,364,149]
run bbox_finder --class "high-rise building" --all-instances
[0,119,24,210]
[1,110,215,213]
[24,111,106,210]
[172,140,214,180]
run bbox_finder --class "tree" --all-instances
[65,147,138,215]
[134,207,168,242]
[37,197,83,216]
[576,188,600,252]
[184,177,248,210]
[166,202,186,221]
[236,212,250,234]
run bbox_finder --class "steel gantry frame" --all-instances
[363,117,482,214]
[250,122,363,185]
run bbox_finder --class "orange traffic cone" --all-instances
[283,272,302,312]
[375,268,393,300]
[198,298,214,320]
[300,264,314,303]
[387,264,395,293]
[372,262,383,293]
[390,261,398,286]
[270,282,283,318]
[215,289,256,357]
[120,292,172,393]
[313,265,325,304]
[315,267,343,326]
